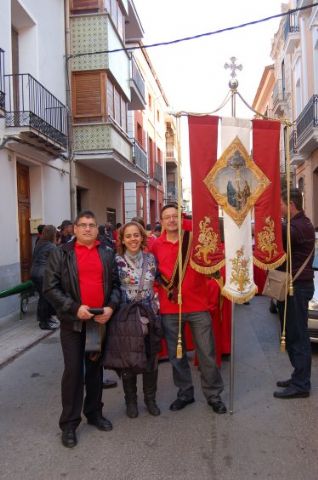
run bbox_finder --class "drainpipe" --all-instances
[64,0,77,220]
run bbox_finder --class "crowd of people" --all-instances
[31,189,315,449]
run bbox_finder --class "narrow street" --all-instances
[1,296,318,480]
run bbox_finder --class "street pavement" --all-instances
[0,296,318,480]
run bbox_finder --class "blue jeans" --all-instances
[161,311,224,402]
[278,282,314,392]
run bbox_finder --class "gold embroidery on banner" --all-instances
[229,246,250,292]
[194,216,219,265]
[204,136,271,226]
[256,216,278,261]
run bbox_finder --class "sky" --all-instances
[133,0,285,190]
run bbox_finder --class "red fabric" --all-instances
[188,115,224,274]
[151,231,210,314]
[253,264,267,294]
[75,241,104,307]
[252,119,285,269]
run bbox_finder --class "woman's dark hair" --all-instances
[41,225,57,243]
[117,222,147,256]
[131,216,145,229]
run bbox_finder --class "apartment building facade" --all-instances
[0,0,69,319]
[69,0,148,225]
[269,0,318,227]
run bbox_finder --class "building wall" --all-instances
[75,163,122,225]
[0,0,69,320]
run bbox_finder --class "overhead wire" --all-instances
[68,2,318,59]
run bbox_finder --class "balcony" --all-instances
[4,74,67,154]
[153,162,163,183]
[132,140,148,174]
[166,146,178,165]
[0,48,5,117]
[73,119,148,182]
[167,183,177,201]
[128,55,146,111]
[272,79,288,116]
[294,95,318,155]
[284,12,300,54]
[289,129,305,165]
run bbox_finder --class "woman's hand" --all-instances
[94,307,114,324]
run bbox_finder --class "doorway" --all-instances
[17,162,32,281]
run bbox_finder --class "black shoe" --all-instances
[145,400,161,416]
[208,399,227,414]
[273,387,310,399]
[61,429,77,448]
[126,403,138,418]
[87,415,113,431]
[39,322,58,331]
[169,398,195,411]
[276,379,292,388]
[102,379,118,389]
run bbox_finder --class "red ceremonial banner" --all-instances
[188,115,224,274]
[252,119,286,270]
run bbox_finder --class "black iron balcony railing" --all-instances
[296,94,318,144]
[131,55,145,101]
[167,184,177,199]
[154,162,163,183]
[0,48,5,111]
[289,129,298,155]
[132,140,148,173]
[284,11,299,41]
[5,73,67,148]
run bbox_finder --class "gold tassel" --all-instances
[288,278,294,297]
[176,334,183,359]
[280,334,286,352]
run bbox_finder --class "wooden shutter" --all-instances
[70,0,102,13]
[72,71,105,122]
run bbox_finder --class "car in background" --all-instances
[308,235,318,342]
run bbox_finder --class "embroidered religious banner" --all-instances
[188,115,225,274]
[204,118,268,303]
[252,119,286,270]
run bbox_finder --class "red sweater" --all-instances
[75,241,104,308]
[151,231,210,314]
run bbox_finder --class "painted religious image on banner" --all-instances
[204,137,270,227]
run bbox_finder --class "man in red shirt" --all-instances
[151,204,226,414]
[44,210,120,448]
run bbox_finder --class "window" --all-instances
[72,71,105,122]
[157,110,160,122]
[148,94,152,110]
[70,0,101,14]
[137,122,143,145]
[106,76,128,131]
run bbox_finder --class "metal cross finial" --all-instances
[224,57,243,79]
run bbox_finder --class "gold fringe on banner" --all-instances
[189,258,225,275]
[253,254,286,271]
[221,285,258,305]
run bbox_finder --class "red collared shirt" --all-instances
[75,240,104,307]
[151,231,210,314]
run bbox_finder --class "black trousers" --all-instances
[33,278,55,324]
[59,327,103,431]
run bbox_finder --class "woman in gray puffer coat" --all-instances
[31,225,58,330]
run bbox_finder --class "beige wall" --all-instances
[75,164,123,225]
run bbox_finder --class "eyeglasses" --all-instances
[162,214,178,220]
[77,223,97,229]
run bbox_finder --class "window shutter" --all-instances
[72,72,105,122]
[70,0,101,13]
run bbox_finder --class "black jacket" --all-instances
[103,302,162,373]
[31,241,56,281]
[43,239,121,331]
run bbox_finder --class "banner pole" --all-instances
[176,114,183,359]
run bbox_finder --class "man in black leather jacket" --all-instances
[43,210,120,448]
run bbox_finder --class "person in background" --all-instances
[34,224,46,247]
[58,220,74,245]
[131,216,145,229]
[43,210,120,448]
[273,188,315,399]
[31,225,58,331]
[104,221,161,418]
[153,224,162,238]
